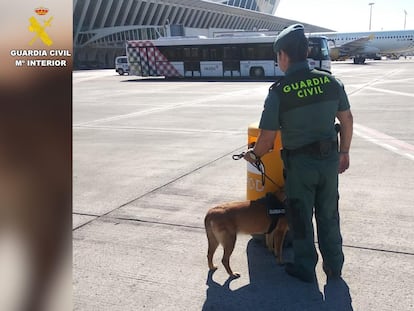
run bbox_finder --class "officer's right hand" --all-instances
[243,150,257,164]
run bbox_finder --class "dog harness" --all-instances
[256,192,287,234]
[267,205,286,234]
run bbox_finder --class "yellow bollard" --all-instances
[246,122,285,200]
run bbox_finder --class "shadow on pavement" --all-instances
[203,239,353,311]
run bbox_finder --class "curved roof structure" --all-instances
[209,0,280,15]
[73,0,331,68]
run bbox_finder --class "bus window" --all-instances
[241,44,273,60]
[224,46,241,60]
[182,47,200,60]
[191,48,199,58]
[210,48,220,60]
[201,47,209,60]
[232,46,240,60]
[308,46,320,59]
[159,47,182,61]
[256,44,273,59]
[320,38,330,59]
[222,46,240,72]
[200,47,221,61]
[308,37,330,60]
[223,47,232,59]
[184,47,191,59]
[242,47,255,60]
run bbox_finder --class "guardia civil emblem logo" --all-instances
[28,7,53,46]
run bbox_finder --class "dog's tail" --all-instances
[204,212,219,270]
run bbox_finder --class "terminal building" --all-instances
[209,0,279,15]
[73,0,331,69]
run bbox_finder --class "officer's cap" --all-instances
[273,24,305,53]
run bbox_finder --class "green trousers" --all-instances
[282,152,344,276]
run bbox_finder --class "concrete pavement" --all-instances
[73,60,414,310]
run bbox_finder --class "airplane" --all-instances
[312,29,414,64]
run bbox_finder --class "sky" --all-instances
[276,0,414,32]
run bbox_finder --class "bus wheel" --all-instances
[118,69,124,75]
[353,57,366,64]
[250,67,264,78]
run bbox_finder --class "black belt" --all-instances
[283,139,337,158]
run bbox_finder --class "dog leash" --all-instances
[232,152,279,187]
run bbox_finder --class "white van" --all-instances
[115,56,129,75]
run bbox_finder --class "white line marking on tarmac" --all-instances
[73,125,245,135]
[353,123,414,161]
[404,153,414,161]
[73,86,268,127]
[364,86,414,97]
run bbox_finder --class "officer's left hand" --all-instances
[338,153,350,174]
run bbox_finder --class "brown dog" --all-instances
[204,191,289,278]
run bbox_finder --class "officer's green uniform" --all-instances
[259,25,351,280]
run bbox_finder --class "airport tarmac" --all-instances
[73,60,414,311]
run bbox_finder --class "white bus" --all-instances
[126,35,330,79]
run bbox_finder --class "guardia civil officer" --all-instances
[244,24,353,283]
